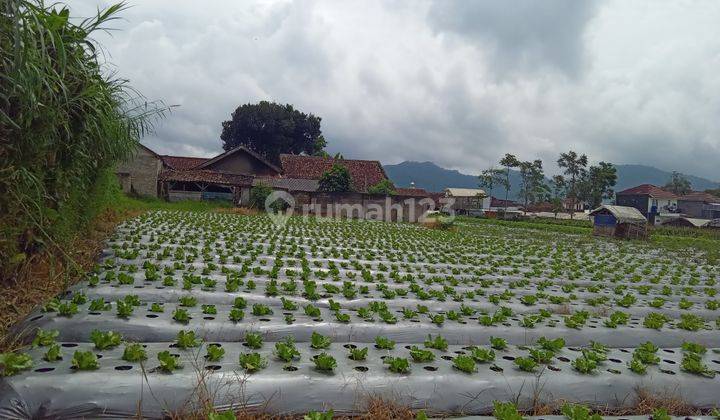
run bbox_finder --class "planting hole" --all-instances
[609,358,622,364]
[30,315,43,322]
[454,351,466,355]
[89,312,101,315]
[284,366,298,371]
[344,344,357,349]
[114,365,132,371]
[146,314,158,319]
[204,316,216,320]
[423,366,438,371]
[663,359,676,365]
[502,356,515,361]
[205,365,222,371]
[557,356,570,362]
[660,369,675,375]
[61,343,78,348]
[547,366,561,372]
[607,368,621,374]
[663,349,675,353]
[490,365,504,372]
[35,367,55,373]
[354,366,369,372]
[441,355,453,361]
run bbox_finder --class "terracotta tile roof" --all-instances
[161,155,208,170]
[254,177,319,192]
[616,184,678,199]
[159,169,253,186]
[395,187,430,197]
[279,154,388,193]
[678,192,720,203]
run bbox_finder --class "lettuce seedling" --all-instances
[179,296,197,307]
[313,353,337,371]
[123,343,148,362]
[173,308,191,324]
[335,312,350,323]
[205,344,225,361]
[529,348,553,364]
[275,339,301,362]
[310,331,331,349]
[32,329,59,347]
[304,410,334,420]
[409,346,435,362]
[424,334,448,351]
[43,344,62,362]
[252,304,273,316]
[244,332,263,349]
[514,356,537,372]
[490,336,507,350]
[492,401,524,420]
[469,346,495,363]
[90,330,122,350]
[71,350,99,371]
[681,341,706,354]
[561,402,602,420]
[681,352,714,377]
[208,411,237,420]
[348,346,368,361]
[284,314,295,324]
[536,337,565,353]
[384,356,410,373]
[233,297,247,309]
[402,308,418,319]
[304,304,321,318]
[328,299,341,312]
[281,297,298,311]
[157,350,181,372]
[571,356,597,374]
[175,330,200,349]
[57,302,79,317]
[202,304,217,315]
[229,308,244,322]
[116,300,134,318]
[374,336,395,350]
[0,352,33,376]
[89,298,111,311]
[238,352,267,372]
[453,355,476,373]
[150,302,164,313]
[429,313,445,326]
[643,312,667,330]
[627,358,646,374]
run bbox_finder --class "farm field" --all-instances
[2,210,720,418]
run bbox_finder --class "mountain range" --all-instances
[383,161,719,199]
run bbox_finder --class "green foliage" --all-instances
[205,344,225,362]
[374,336,395,350]
[304,410,334,420]
[175,330,200,349]
[681,352,714,377]
[244,332,263,349]
[310,331,331,349]
[0,352,33,376]
[536,337,565,353]
[249,183,273,209]
[238,352,267,372]
[313,352,337,371]
[32,328,59,347]
[514,356,538,372]
[490,336,508,350]
[229,308,244,322]
[122,343,148,362]
[90,330,122,350]
[384,356,410,373]
[116,300,134,319]
[493,401,525,420]
[318,163,352,193]
[173,308,191,324]
[367,179,396,196]
[275,338,301,362]
[0,1,165,278]
[348,346,368,361]
[453,355,476,373]
[71,350,99,371]
[157,351,181,372]
[424,334,448,351]
[43,344,62,362]
[208,411,237,420]
[561,402,602,420]
[571,356,597,374]
[469,347,495,363]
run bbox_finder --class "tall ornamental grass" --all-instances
[0,0,165,280]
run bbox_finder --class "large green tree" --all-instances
[664,171,692,195]
[318,163,352,192]
[518,159,548,209]
[478,167,506,201]
[220,101,327,163]
[557,151,588,219]
[498,154,520,214]
[579,162,617,208]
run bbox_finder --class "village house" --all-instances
[615,184,678,222]
[677,192,720,220]
[443,188,491,214]
[115,144,434,222]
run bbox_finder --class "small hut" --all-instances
[660,217,711,229]
[589,205,648,239]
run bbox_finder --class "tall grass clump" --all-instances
[0,0,166,281]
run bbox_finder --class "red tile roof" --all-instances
[279,154,388,193]
[159,169,253,186]
[616,184,677,199]
[395,187,430,197]
[679,192,720,203]
[161,155,208,170]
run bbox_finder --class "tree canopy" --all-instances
[367,179,396,195]
[220,101,327,163]
[664,171,692,195]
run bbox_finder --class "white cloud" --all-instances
[68,0,720,180]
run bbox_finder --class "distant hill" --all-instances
[384,161,719,199]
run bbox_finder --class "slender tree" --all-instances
[499,154,520,216]
[478,167,506,206]
[548,175,566,217]
[518,159,547,211]
[664,171,692,195]
[557,151,588,219]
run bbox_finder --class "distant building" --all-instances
[660,217,711,228]
[677,192,720,219]
[444,188,491,214]
[589,205,648,239]
[615,184,678,222]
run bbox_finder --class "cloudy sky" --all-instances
[70,0,720,179]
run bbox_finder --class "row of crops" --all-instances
[2,211,720,418]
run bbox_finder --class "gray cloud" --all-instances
[69,0,720,181]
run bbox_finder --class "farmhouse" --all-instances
[677,192,720,220]
[115,143,433,221]
[615,184,678,222]
[589,205,648,239]
[444,188,491,214]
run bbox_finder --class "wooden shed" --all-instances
[589,205,648,239]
